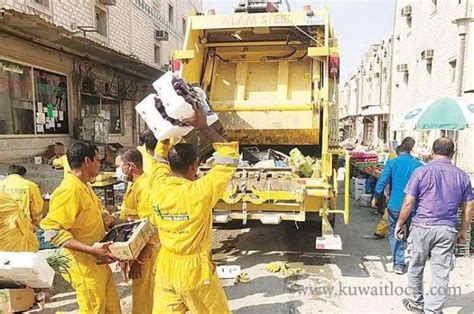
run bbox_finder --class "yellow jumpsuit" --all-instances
[150,141,239,314]
[375,209,389,237]
[0,174,43,225]
[0,191,38,252]
[120,173,158,314]
[137,146,161,187]
[40,173,121,314]
[373,152,397,237]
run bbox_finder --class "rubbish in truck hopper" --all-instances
[289,148,314,178]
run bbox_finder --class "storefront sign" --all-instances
[0,61,23,75]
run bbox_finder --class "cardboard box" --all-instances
[0,252,55,288]
[0,288,35,313]
[96,219,154,261]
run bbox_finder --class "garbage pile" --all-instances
[203,147,322,179]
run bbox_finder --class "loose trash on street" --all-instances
[265,262,305,277]
[233,272,250,285]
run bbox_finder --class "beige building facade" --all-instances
[0,0,201,162]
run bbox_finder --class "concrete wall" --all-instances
[391,0,474,173]
[391,0,467,118]
[0,0,202,68]
[0,0,202,162]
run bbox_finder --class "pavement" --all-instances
[7,162,470,313]
[30,195,473,313]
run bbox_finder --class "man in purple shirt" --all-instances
[396,137,473,313]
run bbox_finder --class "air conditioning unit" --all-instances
[155,30,169,41]
[397,64,409,72]
[99,0,117,5]
[421,49,434,60]
[401,5,412,17]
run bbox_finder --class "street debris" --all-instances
[233,272,250,285]
[265,261,304,277]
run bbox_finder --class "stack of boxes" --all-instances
[135,72,218,141]
[455,206,472,256]
[351,178,366,200]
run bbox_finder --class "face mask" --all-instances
[115,167,129,183]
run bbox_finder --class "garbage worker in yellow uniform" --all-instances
[150,104,239,313]
[115,148,159,314]
[0,191,38,252]
[137,130,161,184]
[41,141,121,314]
[0,165,44,226]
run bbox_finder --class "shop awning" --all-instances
[361,104,389,116]
[0,9,163,80]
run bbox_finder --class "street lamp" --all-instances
[453,17,474,97]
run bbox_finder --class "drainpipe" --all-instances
[453,0,474,97]
[452,9,473,166]
[453,16,474,97]
[388,0,398,141]
[378,54,384,148]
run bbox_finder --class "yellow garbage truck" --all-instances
[174,1,350,250]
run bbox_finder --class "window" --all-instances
[95,6,107,37]
[82,95,121,134]
[449,59,457,83]
[0,60,34,135]
[154,44,161,65]
[168,4,174,24]
[0,59,69,135]
[34,69,69,134]
[182,18,187,36]
[33,0,49,7]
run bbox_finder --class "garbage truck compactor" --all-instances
[173,1,350,250]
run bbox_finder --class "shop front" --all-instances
[0,10,161,162]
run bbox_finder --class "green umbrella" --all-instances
[416,97,469,130]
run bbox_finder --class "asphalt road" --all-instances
[37,198,474,313]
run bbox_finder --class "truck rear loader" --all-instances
[174,1,350,250]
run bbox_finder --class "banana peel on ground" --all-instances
[265,261,304,277]
[234,272,250,285]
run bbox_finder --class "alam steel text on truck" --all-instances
[173,1,350,250]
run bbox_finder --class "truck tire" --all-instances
[305,212,336,228]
